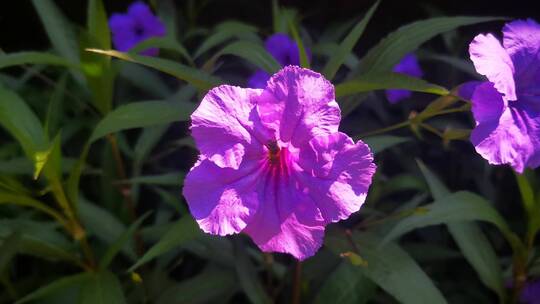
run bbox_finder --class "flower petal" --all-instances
[296,132,376,223]
[191,85,266,169]
[503,19,540,75]
[265,33,298,66]
[469,33,516,100]
[242,172,325,260]
[183,158,261,236]
[109,14,137,52]
[470,83,539,173]
[386,89,412,104]
[256,66,340,147]
[458,81,483,101]
[248,70,271,89]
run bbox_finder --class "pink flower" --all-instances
[183,66,376,260]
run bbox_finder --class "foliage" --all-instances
[0,1,537,303]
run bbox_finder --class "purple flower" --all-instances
[183,66,376,260]
[468,19,540,173]
[109,2,166,56]
[248,33,309,88]
[521,279,540,304]
[385,53,424,103]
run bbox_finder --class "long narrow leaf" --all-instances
[86,49,221,90]
[322,0,379,79]
[336,72,449,98]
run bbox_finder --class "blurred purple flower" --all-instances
[184,66,376,260]
[109,1,166,56]
[248,33,310,88]
[521,279,540,304]
[468,19,540,173]
[385,53,423,104]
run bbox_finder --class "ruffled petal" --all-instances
[248,70,271,89]
[503,19,540,76]
[242,170,325,260]
[470,83,539,173]
[469,33,516,101]
[256,66,340,148]
[296,132,376,223]
[191,86,266,169]
[183,158,262,236]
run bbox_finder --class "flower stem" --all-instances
[357,121,410,138]
[419,123,444,138]
[107,134,145,256]
[291,261,302,304]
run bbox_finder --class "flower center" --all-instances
[134,24,145,36]
[266,140,281,165]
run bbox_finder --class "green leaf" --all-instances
[80,30,114,114]
[360,135,410,154]
[234,239,272,304]
[87,0,111,50]
[335,72,449,98]
[15,273,90,304]
[515,171,540,236]
[87,49,221,91]
[312,42,359,70]
[321,0,379,79]
[89,101,195,143]
[0,86,48,157]
[194,21,259,59]
[156,268,237,304]
[272,3,297,34]
[207,41,281,74]
[31,0,80,64]
[117,173,184,186]
[0,232,21,274]
[129,216,201,271]
[78,198,133,258]
[130,37,192,64]
[0,52,77,70]
[418,160,505,300]
[314,261,375,304]
[382,191,512,243]
[326,230,448,304]
[356,16,502,75]
[99,212,151,270]
[448,222,505,300]
[118,62,172,98]
[0,219,78,264]
[288,19,309,68]
[416,160,449,200]
[45,74,67,138]
[78,271,126,304]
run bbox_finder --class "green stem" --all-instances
[107,134,145,257]
[357,121,410,138]
[291,261,302,304]
[419,123,444,138]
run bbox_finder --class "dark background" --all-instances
[1,0,538,52]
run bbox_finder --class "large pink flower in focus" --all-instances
[183,66,376,260]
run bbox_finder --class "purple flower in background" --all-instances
[385,53,423,103]
[109,2,166,56]
[248,33,309,88]
[184,66,376,260]
[468,19,540,173]
[521,279,540,304]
